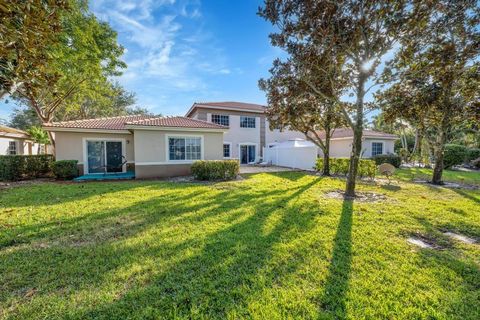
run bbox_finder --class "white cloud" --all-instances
[92,0,231,95]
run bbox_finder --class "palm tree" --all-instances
[26,126,50,154]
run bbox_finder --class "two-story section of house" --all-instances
[185,101,304,164]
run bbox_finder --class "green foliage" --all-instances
[191,160,239,181]
[52,160,78,180]
[465,148,480,163]
[26,126,50,146]
[443,144,467,169]
[0,155,54,181]
[315,158,376,178]
[373,154,401,168]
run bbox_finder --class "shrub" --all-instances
[53,160,79,180]
[315,158,376,179]
[24,155,54,178]
[191,160,239,181]
[373,154,401,168]
[466,148,480,163]
[0,156,26,181]
[443,144,467,169]
[472,157,480,169]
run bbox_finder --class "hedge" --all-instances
[466,148,480,163]
[191,160,240,181]
[315,158,376,178]
[53,160,79,180]
[373,154,401,168]
[443,144,467,169]
[0,154,54,181]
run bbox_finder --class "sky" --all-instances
[0,0,389,123]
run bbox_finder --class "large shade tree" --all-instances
[377,0,480,184]
[2,0,126,146]
[0,0,68,99]
[259,0,416,197]
[259,57,345,176]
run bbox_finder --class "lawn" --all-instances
[395,167,480,186]
[0,172,479,319]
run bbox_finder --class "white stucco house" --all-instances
[0,125,41,155]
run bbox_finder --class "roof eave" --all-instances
[43,127,132,134]
[125,125,228,132]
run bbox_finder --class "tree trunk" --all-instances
[323,130,331,176]
[345,75,366,198]
[432,132,446,184]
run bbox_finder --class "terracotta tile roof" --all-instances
[125,116,227,129]
[0,125,30,139]
[43,115,226,131]
[186,101,266,116]
[317,128,398,140]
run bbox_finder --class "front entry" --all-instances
[87,140,124,174]
[240,145,256,164]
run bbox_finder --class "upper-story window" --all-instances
[8,141,17,155]
[211,114,229,126]
[240,116,256,128]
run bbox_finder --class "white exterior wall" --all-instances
[319,138,396,158]
[0,137,27,155]
[265,119,305,145]
[207,113,261,160]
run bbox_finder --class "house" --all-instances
[185,101,304,164]
[0,125,37,155]
[43,115,227,178]
[317,128,398,158]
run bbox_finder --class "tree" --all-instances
[259,0,414,198]
[377,0,480,184]
[9,106,41,130]
[0,0,68,99]
[6,0,126,147]
[26,126,50,154]
[259,58,345,176]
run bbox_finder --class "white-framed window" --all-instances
[168,136,202,161]
[371,142,384,156]
[8,141,17,155]
[240,116,256,128]
[223,143,231,158]
[212,114,229,126]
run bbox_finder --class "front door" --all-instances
[240,145,256,164]
[87,140,124,174]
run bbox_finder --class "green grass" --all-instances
[395,167,480,186]
[0,172,479,319]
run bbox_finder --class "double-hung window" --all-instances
[240,116,256,128]
[223,144,231,158]
[211,114,229,126]
[371,142,384,156]
[168,137,202,161]
[8,141,17,155]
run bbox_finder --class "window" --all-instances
[211,114,229,126]
[223,143,231,158]
[168,137,201,161]
[8,141,17,155]
[240,116,256,128]
[372,142,383,156]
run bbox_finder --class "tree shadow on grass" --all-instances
[0,175,324,319]
[452,188,480,204]
[318,200,353,319]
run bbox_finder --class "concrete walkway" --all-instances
[239,165,298,174]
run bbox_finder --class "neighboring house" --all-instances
[0,125,37,155]
[43,115,227,178]
[185,101,304,164]
[317,128,398,158]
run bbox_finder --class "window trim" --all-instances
[211,114,229,126]
[8,141,17,155]
[165,134,204,163]
[82,138,126,174]
[223,142,232,159]
[240,116,256,129]
[371,141,385,157]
